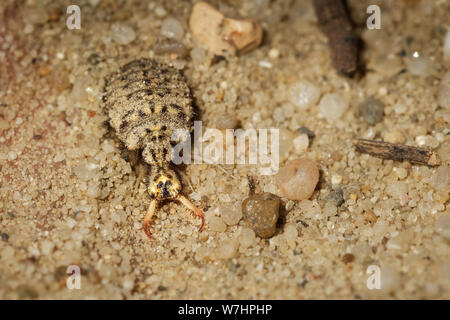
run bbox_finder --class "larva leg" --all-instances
[177,195,205,231]
[142,199,157,239]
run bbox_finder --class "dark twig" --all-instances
[353,139,440,166]
[313,0,360,76]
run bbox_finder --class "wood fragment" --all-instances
[313,0,360,76]
[353,139,440,166]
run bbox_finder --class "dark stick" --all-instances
[353,139,440,166]
[313,0,359,76]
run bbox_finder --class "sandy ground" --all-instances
[0,0,449,299]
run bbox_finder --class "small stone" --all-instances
[161,17,184,41]
[206,210,227,232]
[1,233,9,242]
[275,159,319,201]
[0,119,10,131]
[216,113,238,129]
[443,27,450,62]
[342,253,355,264]
[268,48,280,59]
[273,107,284,122]
[111,23,136,45]
[41,240,55,255]
[406,56,431,76]
[73,162,99,181]
[384,130,405,144]
[416,135,439,148]
[153,38,188,57]
[155,6,167,18]
[289,81,321,110]
[359,97,384,125]
[239,227,256,248]
[278,129,295,161]
[293,133,309,153]
[319,93,349,122]
[122,278,135,291]
[189,1,262,56]
[380,266,400,293]
[220,205,242,226]
[297,126,315,140]
[386,181,408,198]
[16,284,38,299]
[217,238,239,259]
[438,72,450,109]
[393,167,408,180]
[284,224,298,246]
[190,47,207,64]
[331,174,343,185]
[430,166,449,191]
[363,210,378,223]
[8,151,17,161]
[242,192,280,238]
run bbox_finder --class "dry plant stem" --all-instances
[142,196,205,239]
[313,0,359,75]
[353,139,440,166]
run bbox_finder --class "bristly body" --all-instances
[102,58,204,239]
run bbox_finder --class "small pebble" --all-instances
[342,253,355,264]
[297,126,315,140]
[216,113,239,129]
[242,192,280,238]
[319,93,349,122]
[430,166,449,191]
[293,134,309,153]
[1,233,9,242]
[363,210,378,223]
[325,188,344,207]
[111,23,136,45]
[239,228,256,248]
[206,210,227,232]
[331,174,343,185]
[386,181,408,198]
[359,97,384,125]
[289,81,321,110]
[161,17,184,41]
[438,72,450,109]
[435,214,450,239]
[278,129,295,161]
[8,151,17,161]
[393,167,408,180]
[384,130,405,144]
[406,55,431,76]
[415,135,439,148]
[268,48,280,59]
[444,27,450,61]
[154,6,167,18]
[217,239,239,259]
[220,205,242,226]
[189,1,262,56]
[275,159,319,201]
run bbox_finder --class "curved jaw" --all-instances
[142,195,205,239]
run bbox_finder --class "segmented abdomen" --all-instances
[102,59,193,166]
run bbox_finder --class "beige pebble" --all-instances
[275,159,319,201]
[293,134,309,153]
[189,1,262,56]
[384,130,405,144]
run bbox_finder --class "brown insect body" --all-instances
[102,59,204,238]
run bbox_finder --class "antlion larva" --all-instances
[102,58,204,239]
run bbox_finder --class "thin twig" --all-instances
[353,139,440,166]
